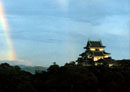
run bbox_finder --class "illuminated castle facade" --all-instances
[77,40,110,65]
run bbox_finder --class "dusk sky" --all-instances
[0,0,130,66]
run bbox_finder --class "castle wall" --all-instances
[104,54,110,58]
[90,48,104,51]
[93,56,104,61]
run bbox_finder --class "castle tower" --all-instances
[77,40,110,65]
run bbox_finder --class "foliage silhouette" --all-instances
[0,60,130,92]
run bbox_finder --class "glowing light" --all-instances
[0,1,16,60]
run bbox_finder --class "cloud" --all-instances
[92,14,130,36]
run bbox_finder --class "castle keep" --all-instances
[77,40,110,65]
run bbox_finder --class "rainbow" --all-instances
[0,1,16,60]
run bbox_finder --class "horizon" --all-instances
[0,0,130,66]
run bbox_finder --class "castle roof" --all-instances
[85,40,105,48]
[92,51,104,56]
[103,51,110,55]
[80,51,110,57]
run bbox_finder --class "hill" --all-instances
[19,65,48,74]
[0,59,130,92]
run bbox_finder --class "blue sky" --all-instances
[0,0,130,66]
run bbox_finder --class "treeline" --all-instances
[0,60,130,92]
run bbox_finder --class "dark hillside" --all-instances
[0,60,130,92]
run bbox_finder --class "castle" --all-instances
[77,40,110,65]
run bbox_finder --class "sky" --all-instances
[0,0,130,66]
